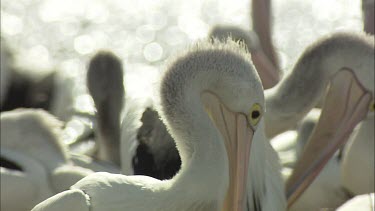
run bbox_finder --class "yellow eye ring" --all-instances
[370,100,375,112]
[248,103,262,126]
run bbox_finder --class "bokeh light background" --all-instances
[1,0,363,144]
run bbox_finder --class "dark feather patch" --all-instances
[0,156,23,171]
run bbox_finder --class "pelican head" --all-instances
[280,32,374,206]
[160,39,265,210]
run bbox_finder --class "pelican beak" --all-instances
[250,50,280,89]
[201,92,253,211]
[286,69,372,207]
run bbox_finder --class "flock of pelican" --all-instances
[1,0,374,211]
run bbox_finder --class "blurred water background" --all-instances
[1,0,363,144]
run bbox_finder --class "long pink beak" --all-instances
[201,92,254,211]
[286,69,372,207]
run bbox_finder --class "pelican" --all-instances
[83,51,124,166]
[0,109,93,211]
[31,39,285,211]
[64,51,125,173]
[262,32,374,206]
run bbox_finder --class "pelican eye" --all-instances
[251,110,260,119]
[248,103,262,126]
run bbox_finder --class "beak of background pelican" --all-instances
[286,69,372,207]
[201,92,254,211]
[250,49,280,89]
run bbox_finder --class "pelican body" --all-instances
[32,40,272,211]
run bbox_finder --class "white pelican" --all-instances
[263,32,374,207]
[31,39,284,211]
[63,51,124,173]
[84,51,125,166]
[0,109,93,211]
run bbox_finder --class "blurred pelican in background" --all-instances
[0,109,93,211]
